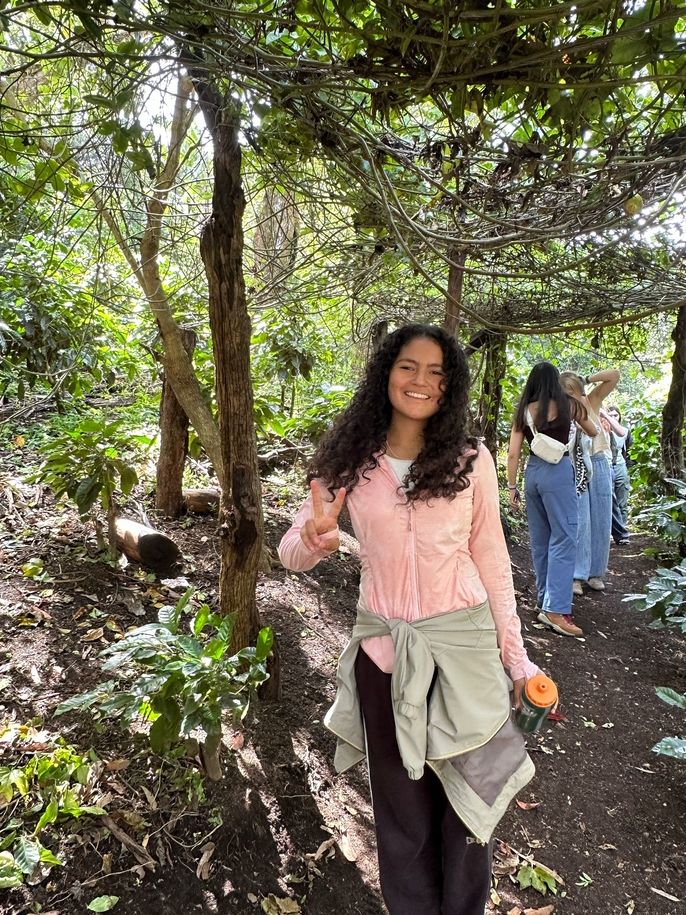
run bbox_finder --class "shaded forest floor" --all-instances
[1,447,685,915]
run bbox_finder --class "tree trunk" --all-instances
[476,331,508,460]
[443,247,466,336]
[193,84,268,659]
[662,304,686,479]
[156,327,197,517]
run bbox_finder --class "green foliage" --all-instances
[33,414,153,517]
[626,403,667,505]
[651,688,686,762]
[87,897,120,913]
[516,861,563,895]
[636,478,686,556]
[623,557,686,631]
[0,721,105,888]
[55,589,273,756]
[282,383,352,442]
[0,229,144,401]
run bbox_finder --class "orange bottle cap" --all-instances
[524,674,558,708]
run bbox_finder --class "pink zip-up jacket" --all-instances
[278,443,539,683]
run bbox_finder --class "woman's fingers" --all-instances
[310,481,346,527]
[310,479,324,519]
[330,486,346,521]
[300,518,321,552]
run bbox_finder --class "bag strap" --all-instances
[526,408,538,435]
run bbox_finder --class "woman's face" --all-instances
[387,337,445,426]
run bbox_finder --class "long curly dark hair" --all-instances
[307,324,478,502]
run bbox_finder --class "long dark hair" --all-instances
[513,361,572,432]
[307,324,478,501]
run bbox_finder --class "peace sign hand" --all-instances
[300,480,346,554]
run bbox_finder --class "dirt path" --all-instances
[1,472,685,915]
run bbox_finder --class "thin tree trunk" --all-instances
[476,331,508,460]
[157,327,197,517]
[662,304,686,479]
[443,247,465,336]
[192,78,273,675]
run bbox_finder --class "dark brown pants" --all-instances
[355,648,492,915]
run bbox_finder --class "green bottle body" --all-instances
[514,674,558,734]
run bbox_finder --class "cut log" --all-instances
[115,518,182,573]
[183,488,221,514]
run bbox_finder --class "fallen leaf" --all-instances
[507,908,522,915]
[105,759,130,772]
[141,786,158,810]
[337,831,357,862]
[624,901,635,914]
[230,732,245,750]
[307,837,336,861]
[81,627,105,642]
[260,896,301,914]
[196,842,215,880]
[516,800,541,810]
[524,906,555,915]
[546,709,568,723]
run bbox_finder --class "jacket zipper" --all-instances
[407,502,420,615]
[379,455,422,615]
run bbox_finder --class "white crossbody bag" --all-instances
[526,410,570,464]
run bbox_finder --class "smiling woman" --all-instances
[278,324,541,915]
[385,337,445,458]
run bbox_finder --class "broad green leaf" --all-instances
[0,850,22,888]
[255,627,274,661]
[652,736,686,760]
[87,896,120,912]
[75,474,102,516]
[14,836,40,875]
[38,842,62,867]
[35,797,59,834]
[119,464,137,495]
[656,687,686,710]
[21,557,43,578]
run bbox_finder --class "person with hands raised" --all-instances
[279,324,541,915]
[560,368,620,594]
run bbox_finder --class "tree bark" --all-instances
[156,327,196,517]
[192,80,269,669]
[475,331,508,460]
[662,304,686,479]
[443,247,466,336]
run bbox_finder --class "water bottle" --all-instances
[515,674,558,733]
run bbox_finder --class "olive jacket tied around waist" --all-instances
[324,602,535,844]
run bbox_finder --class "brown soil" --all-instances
[1,464,685,915]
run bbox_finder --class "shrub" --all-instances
[56,589,273,779]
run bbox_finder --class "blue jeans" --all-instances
[575,453,613,581]
[611,464,630,543]
[525,454,578,616]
